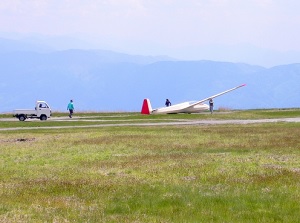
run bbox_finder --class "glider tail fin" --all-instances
[141,99,152,115]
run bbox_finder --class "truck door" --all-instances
[37,102,49,115]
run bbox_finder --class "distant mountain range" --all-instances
[0,38,299,113]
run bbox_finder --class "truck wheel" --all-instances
[40,115,47,121]
[19,115,26,121]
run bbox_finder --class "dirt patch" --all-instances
[0,138,36,143]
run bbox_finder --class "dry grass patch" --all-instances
[1,123,300,222]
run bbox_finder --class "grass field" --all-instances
[1,109,300,222]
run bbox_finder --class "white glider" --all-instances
[141,84,246,114]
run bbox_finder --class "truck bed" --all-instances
[13,109,38,115]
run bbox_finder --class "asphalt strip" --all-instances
[0,118,300,131]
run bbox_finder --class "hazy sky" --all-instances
[1,0,300,62]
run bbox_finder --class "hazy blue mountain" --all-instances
[0,37,52,52]
[2,35,300,67]
[171,44,300,68]
[0,45,299,113]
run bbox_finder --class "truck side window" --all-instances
[39,103,47,108]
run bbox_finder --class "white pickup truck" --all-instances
[13,101,52,121]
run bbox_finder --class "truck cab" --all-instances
[35,101,52,120]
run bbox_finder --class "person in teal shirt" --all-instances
[67,100,74,118]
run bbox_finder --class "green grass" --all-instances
[39,108,300,120]
[1,110,300,222]
[1,108,300,130]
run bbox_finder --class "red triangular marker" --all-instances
[141,99,151,115]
